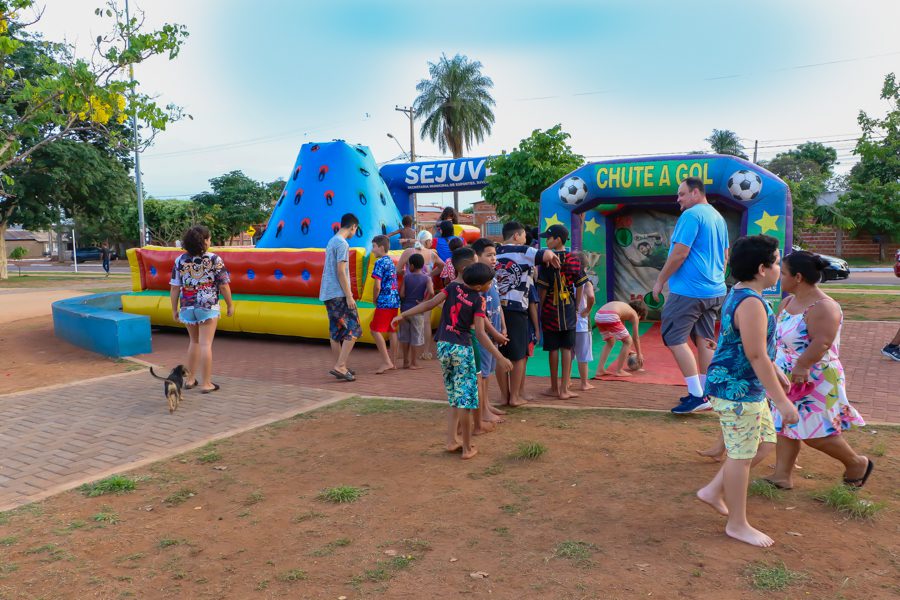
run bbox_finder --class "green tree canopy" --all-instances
[192,171,271,245]
[414,53,495,211]
[0,0,188,278]
[705,129,748,159]
[837,72,900,242]
[483,125,584,227]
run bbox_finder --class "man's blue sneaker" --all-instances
[671,394,712,414]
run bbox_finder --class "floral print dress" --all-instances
[772,297,865,439]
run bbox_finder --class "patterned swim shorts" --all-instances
[711,396,776,460]
[437,341,478,410]
[324,297,362,342]
[594,310,630,342]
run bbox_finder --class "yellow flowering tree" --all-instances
[0,0,188,278]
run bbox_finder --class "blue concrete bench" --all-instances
[52,292,152,357]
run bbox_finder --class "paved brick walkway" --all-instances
[139,320,900,423]
[0,373,351,511]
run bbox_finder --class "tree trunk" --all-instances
[835,227,843,257]
[453,191,459,214]
[0,221,8,280]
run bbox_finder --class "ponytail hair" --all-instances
[784,250,829,284]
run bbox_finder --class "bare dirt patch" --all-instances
[830,293,900,321]
[0,398,895,599]
[0,317,135,394]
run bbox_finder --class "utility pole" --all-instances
[752,139,758,163]
[395,105,416,218]
[126,0,146,247]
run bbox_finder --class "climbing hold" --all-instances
[149,266,157,276]
[318,165,328,181]
[331,222,340,234]
[379,192,387,206]
[274,269,284,280]
[278,192,285,207]
[247,269,255,280]
[355,147,367,156]
[359,192,367,205]
[355,226,364,238]
[325,190,334,206]
[276,220,285,238]
[301,218,310,235]
[293,166,301,181]
[310,144,319,152]
[359,168,370,177]
[294,188,303,204]
[380,222,387,235]
[301,269,311,281]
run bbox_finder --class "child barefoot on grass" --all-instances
[695,235,799,548]
[369,235,400,374]
[392,254,511,460]
[398,253,433,370]
[592,299,647,377]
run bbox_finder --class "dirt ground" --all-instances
[830,293,900,321]
[0,397,895,600]
[0,317,135,395]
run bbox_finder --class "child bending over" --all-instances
[592,299,647,377]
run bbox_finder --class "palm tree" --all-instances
[414,54,495,212]
[705,129,748,159]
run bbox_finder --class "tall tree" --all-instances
[192,171,271,245]
[483,125,584,226]
[413,53,495,212]
[705,129,748,159]
[0,0,188,278]
[838,72,900,250]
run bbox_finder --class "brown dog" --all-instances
[149,365,191,413]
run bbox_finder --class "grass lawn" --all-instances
[830,293,900,320]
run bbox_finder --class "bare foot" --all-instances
[486,414,504,424]
[409,364,422,370]
[375,363,394,374]
[461,447,478,460]
[520,393,535,402]
[474,421,496,436]
[490,406,507,416]
[591,374,606,380]
[725,523,775,548]
[509,398,529,408]
[446,443,462,453]
[696,447,726,462]
[558,390,579,400]
[611,370,632,377]
[696,486,728,516]
[579,381,596,391]
[541,387,559,398]
[402,362,410,369]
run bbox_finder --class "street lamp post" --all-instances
[125,0,146,247]
[386,133,407,160]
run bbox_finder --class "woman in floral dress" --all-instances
[766,251,872,489]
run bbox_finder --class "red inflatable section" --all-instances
[134,248,363,299]
[458,224,479,243]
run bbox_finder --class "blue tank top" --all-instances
[705,287,775,402]
[400,271,430,311]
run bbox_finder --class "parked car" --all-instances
[790,245,850,282]
[74,247,118,263]
[894,248,900,278]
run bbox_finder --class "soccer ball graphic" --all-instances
[558,176,588,205]
[727,170,763,201]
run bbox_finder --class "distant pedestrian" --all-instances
[321,213,362,381]
[170,225,233,394]
[101,242,112,277]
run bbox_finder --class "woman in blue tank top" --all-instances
[696,235,799,549]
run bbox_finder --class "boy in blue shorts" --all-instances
[393,251,511,460]
[696,235,799,548]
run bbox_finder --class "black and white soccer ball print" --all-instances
[727,170,763,201]
[558,176,588,205]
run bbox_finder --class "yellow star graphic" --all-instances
[543,213,564,230]
[584,217,600,235]
[754,211,780,234]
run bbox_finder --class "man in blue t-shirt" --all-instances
[652,177,729,414]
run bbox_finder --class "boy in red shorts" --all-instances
[592,299,647,377]
[370,235,400,374]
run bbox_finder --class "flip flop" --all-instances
[761,477,793,490]
[843,458,874,489]
[200,383,220,394]
[185,380,199,390]
[328,369,356,382]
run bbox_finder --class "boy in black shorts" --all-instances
[536,224,588,400]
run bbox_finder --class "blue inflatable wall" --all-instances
[256,140,403,250]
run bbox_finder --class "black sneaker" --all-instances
[881,345,900,362]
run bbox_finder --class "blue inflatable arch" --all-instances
[538,154,792,308]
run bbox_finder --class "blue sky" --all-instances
[34,0,900,209]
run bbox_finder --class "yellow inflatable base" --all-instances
[122,292,440,345]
